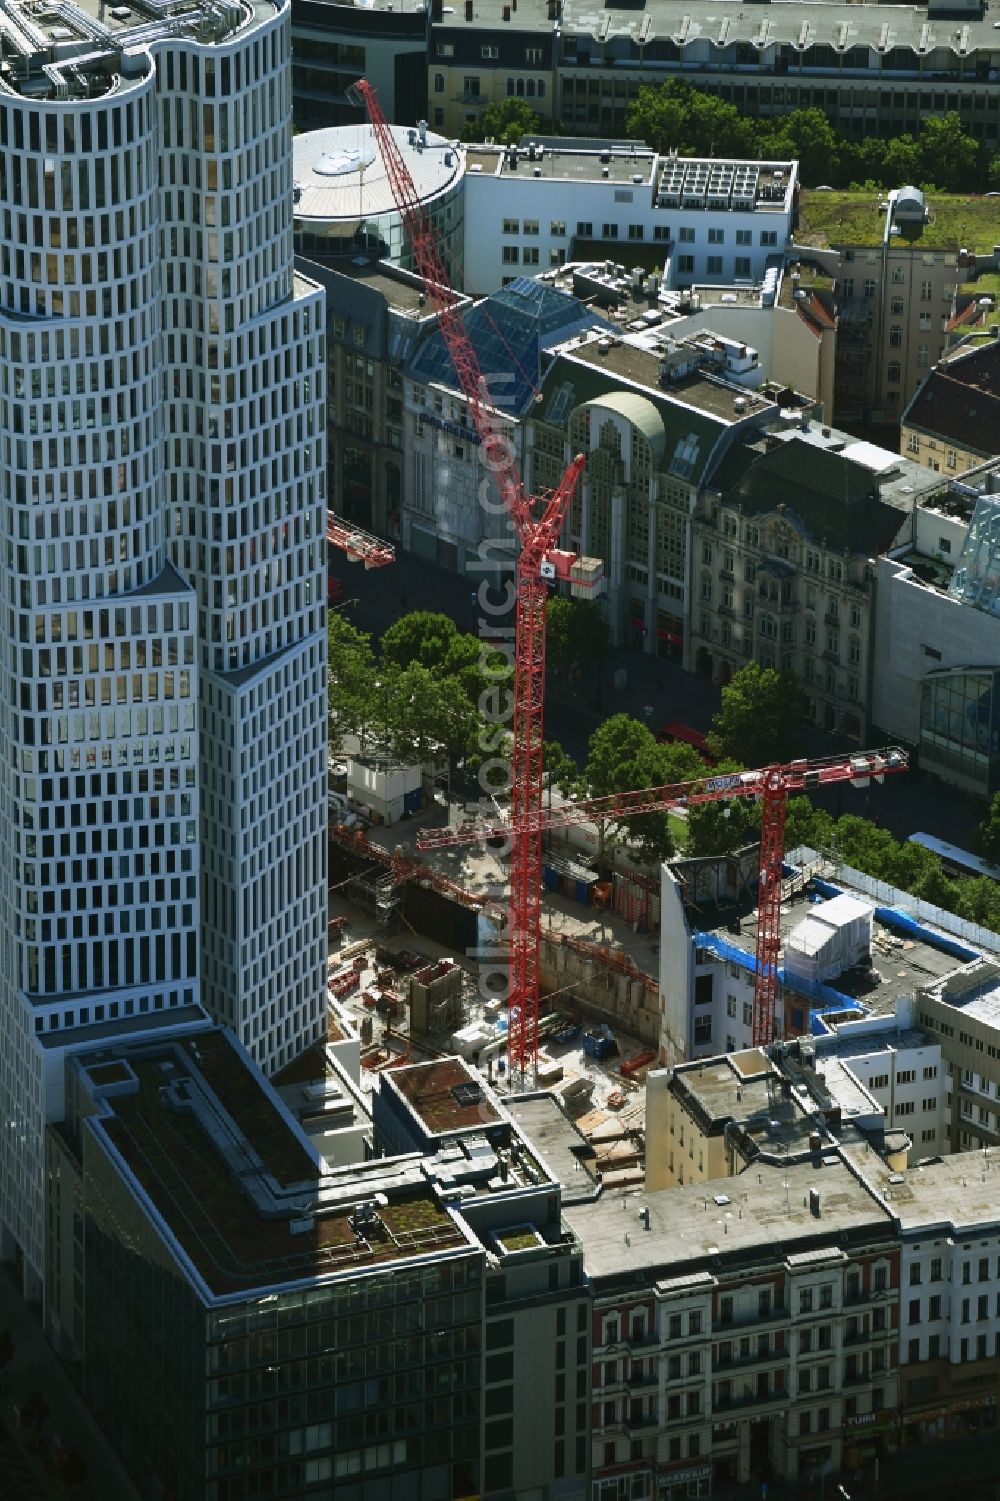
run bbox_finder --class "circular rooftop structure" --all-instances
[293,123,466,271]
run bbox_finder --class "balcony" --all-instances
[713,1386,787,1414]
[713,1347,789,1372]
[629,1371,659,1392]
[625,1411,660,1433]
[714,1305,787,1334]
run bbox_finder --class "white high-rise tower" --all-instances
[0,0,326,1293]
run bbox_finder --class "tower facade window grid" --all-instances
[0,0,326,1290]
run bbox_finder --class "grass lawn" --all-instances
[960,271,1000,298]
[798,191,1000,253]
[668,811,688,849]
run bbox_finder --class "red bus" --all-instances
[655,721,717,763]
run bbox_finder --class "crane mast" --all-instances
[353,79,588,1072]
[418,747,909,1047]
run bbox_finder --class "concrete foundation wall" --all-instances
[540,935,659,1046]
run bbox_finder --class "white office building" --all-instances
[463,141,796,297]
[0,0,326,1293]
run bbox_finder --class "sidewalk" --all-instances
[724,1431,1000,1501]
[0,1273,140,1501]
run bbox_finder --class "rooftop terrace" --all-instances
[328,258,435,314]
[847,1142,1000,1234]
[1,0,272,99]
[391,1057,504,1136]
[89,1030,468,1299]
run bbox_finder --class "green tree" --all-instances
[381,611,462,674]
[546,596,610,687]
[879,134,922,189]
[989,153,1000,192]
[626,80,753,159]
[917,112,978,193]
[381,610,489,708]
[542,740,578,810]
[387,664,479,769]
[764,109,840,186]
[977,792,1000,866]
[327,613,378,750]
[685,758,761,857]
[955,874,1000,930]
[577,715,675,866]
[470,98,540,146]
[708,663,805,768]
[783,795,835,855]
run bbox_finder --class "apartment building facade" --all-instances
[431,0,1000,143]
[570,1159,901,1497]
[291,0,428,130]
[901,334,1000,474]
[796,187,1000,428]
[873,476,1000,799]
[402,278,608,572]
[688,426,942,740]
[0,0,326,1294]
[525,329,785,661]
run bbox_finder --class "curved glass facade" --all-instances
[920,667,1000,796]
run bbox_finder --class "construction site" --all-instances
[320,812,657,1192]
[315,82,911,1202]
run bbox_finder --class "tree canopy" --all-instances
[466,98,541,146]
[685,758,761,857]
[626,84,984,190]
[546,596,611,683]
[978,793,1000,867]
[574,715,709,866]
[327,613,379,750]
[708,663,805,769]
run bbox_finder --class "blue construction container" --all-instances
[584,1024,616,1061]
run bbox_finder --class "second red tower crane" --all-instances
[419,748,909,1048]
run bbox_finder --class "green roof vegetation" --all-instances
[498,1226,541,1252]
[798,192,1000,254]
[959,271,1000,299]
[797,191,884,248]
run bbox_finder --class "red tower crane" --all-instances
[418,747,909,1048]
[327,514,395,569]
[352,79,591,1074]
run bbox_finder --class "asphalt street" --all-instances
[330,545,984,848]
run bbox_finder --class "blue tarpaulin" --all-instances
[873,904,979,963]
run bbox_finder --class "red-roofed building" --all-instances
[901,332,1000,474]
